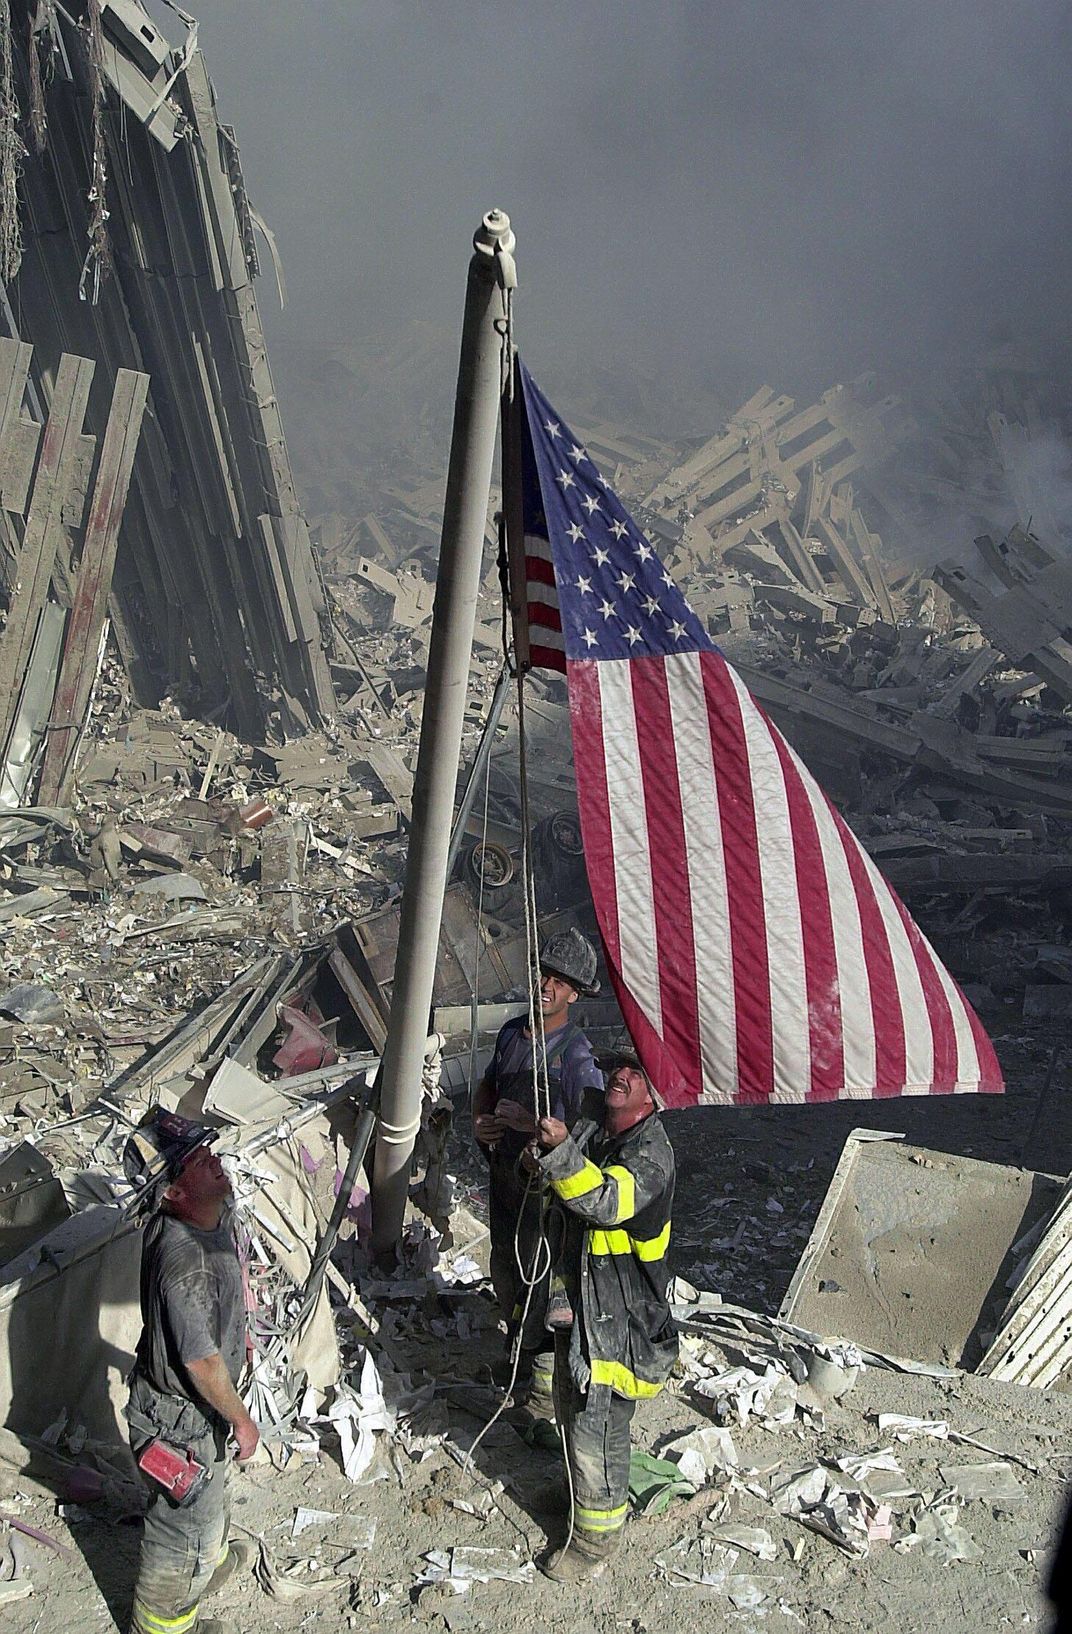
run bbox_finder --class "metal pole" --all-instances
[370,209,516,1259]
[445,661,512,880]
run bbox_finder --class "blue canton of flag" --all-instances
[517,363,708,670]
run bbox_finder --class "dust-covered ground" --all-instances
[5,1020,1072,1634]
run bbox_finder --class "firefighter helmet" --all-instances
[539,927,600,995]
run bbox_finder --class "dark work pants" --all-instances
[553,1330,636,1537]
[487,1152,553,1362]
[128,1381,230,1634]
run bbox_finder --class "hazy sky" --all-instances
[177,1,1071,406]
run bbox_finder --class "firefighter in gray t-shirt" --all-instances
[123,1111,259,1634]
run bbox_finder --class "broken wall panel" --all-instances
[8,0,335,739]
[780,1131,1062,1371]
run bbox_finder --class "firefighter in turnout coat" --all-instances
[533,1050,677,1582]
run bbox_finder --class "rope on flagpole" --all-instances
[467,305,557,1474]
[466,317,579,1559]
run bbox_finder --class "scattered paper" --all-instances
[450,1482,503,1519]
[770,1465,877,1557]
[292,1507,338,1538]
[911,1504,983,1564]
[694,1361,800,1429]
[254,1540,348,1599]
[323,1351,395,1483]
[417,1546,536,1592]
[663,1424,739,1485]
[939,1461,1024,1507]
[702,1524,778,1561]
[290,1507,377,1548]
[877,1414,949,1442]
[833,1446,917,1502]
[655,1537,778,1608]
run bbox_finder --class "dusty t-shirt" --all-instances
[486,1016,604,1161]
[135,1212,246,1402]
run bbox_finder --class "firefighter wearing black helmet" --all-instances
[472,929,603,1414]
[122,1110,257,1634]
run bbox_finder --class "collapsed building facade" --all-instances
[4,0,334,752]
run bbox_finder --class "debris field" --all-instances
[0,4,1072,1634]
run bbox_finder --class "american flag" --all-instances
[509,360,1003,1108]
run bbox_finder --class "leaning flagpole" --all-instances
[369,209,517,1260]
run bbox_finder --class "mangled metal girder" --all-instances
[9,0,335,740]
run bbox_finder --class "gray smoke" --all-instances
[157,1,1072,450]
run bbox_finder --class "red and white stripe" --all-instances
[523,533,567,671]
[567,646,1003,1108]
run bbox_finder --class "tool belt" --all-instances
[125,1371,216,1507]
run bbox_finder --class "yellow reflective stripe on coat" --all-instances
[575,1500,628,1533]
[132,1601,200,1634]
[632,1219,671,1261]
[604,1164,635,1223]
[589,1227,630,1256]
[552,1158,603,1201]
[590,1358,665,1398]
[589,1220,671,1261]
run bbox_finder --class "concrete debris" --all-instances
[780,1130,1068,1372]
[980,1171,1072,1388]
[938,1461,1024,1508]
[776,1125,1072,1403]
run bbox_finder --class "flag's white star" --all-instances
[634,540,654,562]
[668,620,687,640]
[598,599,616,620]
[597,471,609,487]
[662,569,675,588]
[566,522,585,543]
[556,469,576,489]
[576,575,593,595]
[582,627,598,649]
[616,571,635,594]
[643,594,661,616]
[568,443,588,463]
[625,625,642,646]
[544,420,561,440]
[610,519,629,540]
[592,545,610,567]
[582,494,602,515]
